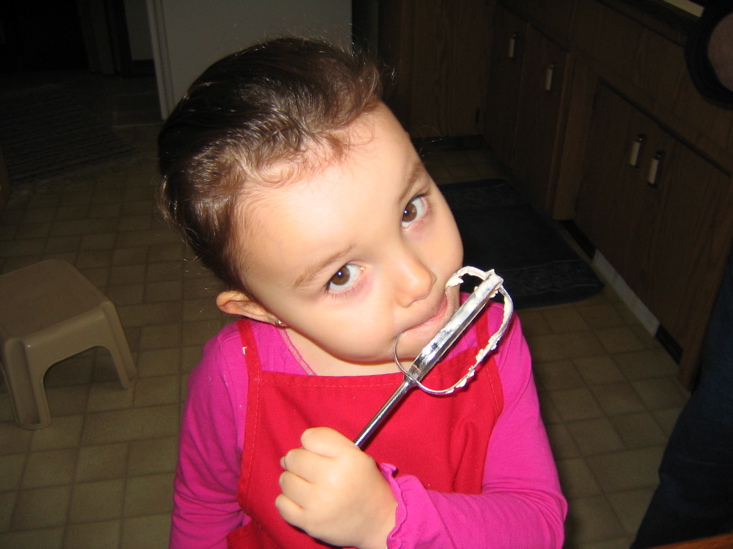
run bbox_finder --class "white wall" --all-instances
[146,0,352,117]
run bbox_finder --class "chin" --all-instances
[394,339,428,363]
[399,294,461,360]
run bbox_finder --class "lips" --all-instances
[406,292,450,335]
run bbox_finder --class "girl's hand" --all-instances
[276,427,397,549]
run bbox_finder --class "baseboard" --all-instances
[591,251,660,336]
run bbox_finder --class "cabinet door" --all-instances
[379,0,490,138]
[576,83,733,379]
[575,84,644,278]
[507,0,577,45]
[511,25,569,212]
[577,85,666,294]
[407,0,490,137]
[483,4,525,167]
[644,134,733,368]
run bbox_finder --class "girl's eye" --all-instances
[402,195,428,227]
[328,264,362,292]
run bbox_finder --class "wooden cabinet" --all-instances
[480,0,733,384]
[379,0,733,382]
[483,5,524,168]
[511,25,569,213]
[483,2,571,213]
[378,0,490,138]
[497,0,578,47]
[576,83,733,384]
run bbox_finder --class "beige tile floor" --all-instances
[0,72,688,548]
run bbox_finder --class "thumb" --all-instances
[300,427,354,457]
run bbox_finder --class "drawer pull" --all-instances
[508,33,518,59]
[647,151,665,188]
[544,63,556,92]
[629,134,646,168]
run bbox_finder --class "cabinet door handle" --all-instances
[544,63,556,92]
[629,134,646,168]
[508,33,518,59]
[647,150,665,188]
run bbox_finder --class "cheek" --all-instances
[419,209,463,273]
[439,213,464,266]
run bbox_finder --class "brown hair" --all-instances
[157,37,383,292]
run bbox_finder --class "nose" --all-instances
[392,244,435,307]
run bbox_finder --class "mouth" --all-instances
[404,291,452,335]
[392,288,459,363]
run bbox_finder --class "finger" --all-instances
[300,427,353,457]
[275,492,304,527]
[282,447,326,481]
[278,470,312,507]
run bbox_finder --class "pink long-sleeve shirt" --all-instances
[170,303,567,548]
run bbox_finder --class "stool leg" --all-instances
[100,302,137,387]
[1,339,51,429]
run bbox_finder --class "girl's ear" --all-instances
[216,290,278,324]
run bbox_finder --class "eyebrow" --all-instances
[292,243,355,290]
[398,159,428,207]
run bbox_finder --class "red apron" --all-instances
[227,309,504,548]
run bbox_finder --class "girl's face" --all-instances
[218,104,464,375]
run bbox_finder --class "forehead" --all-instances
[242,104,414,218]
[252,103,389,183]
[234,105,421,275]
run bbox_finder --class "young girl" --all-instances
[158,37,566,548]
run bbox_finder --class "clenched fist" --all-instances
[276,427,397,549]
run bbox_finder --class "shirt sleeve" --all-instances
[385,309,567,548]
[169,325,249,548]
